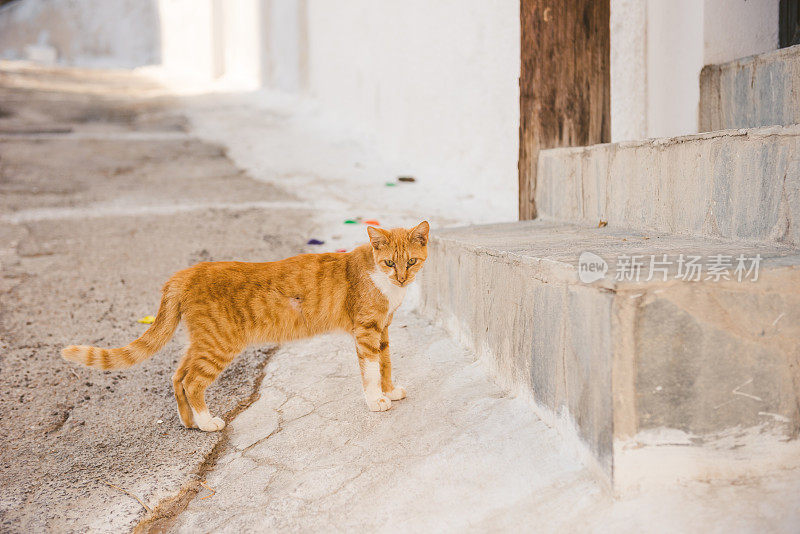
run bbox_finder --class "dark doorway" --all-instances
[780,0,800,47]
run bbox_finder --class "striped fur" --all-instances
[62,222,429,432]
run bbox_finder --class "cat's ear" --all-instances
[409,221,429,246]
[367,226,389,249]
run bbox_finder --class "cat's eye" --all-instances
[384,260,395,267]
[407,258,417,266]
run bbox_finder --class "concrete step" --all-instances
[536,125,800,246]
[419,220,800,493]
[700,45,800,132]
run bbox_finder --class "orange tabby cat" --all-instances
[63,222,429,432]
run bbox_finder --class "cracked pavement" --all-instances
[169,313,599,532]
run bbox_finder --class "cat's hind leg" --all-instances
[182,344,237,432]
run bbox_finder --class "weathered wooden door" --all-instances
[518,0,610,220]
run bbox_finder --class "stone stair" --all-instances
[700,44,800,131]
[537,125,800,246]
[419,47,800,494]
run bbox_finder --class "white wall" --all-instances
[268,0,307,93]
[0,0,160,68]
[157,0,217,82]
[704,0,778,65]
[305,0,520,208]
[611,0,779,141]
[611,0,706,140]
[646,0,705,138]
[217,0,267,89]
[157,0,304,91]
[611,0,648,142]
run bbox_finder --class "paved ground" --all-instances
[0,64,311,532]
[1,64,799,533]
[166,313,602,533]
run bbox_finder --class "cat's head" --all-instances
[367,221,429,287]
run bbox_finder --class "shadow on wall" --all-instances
[0,0,162,68]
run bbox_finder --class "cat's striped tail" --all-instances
[62,281,181,370]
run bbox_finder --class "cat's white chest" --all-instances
[369,270,407,313]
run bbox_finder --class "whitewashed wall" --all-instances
[158,0,269,89]
[645,0,705,139]
[611,0,779,141]
[157,0,217,82]
[610,0,647,142]
[305,0,520,209]
[218,0,268,88]
[704,0,778,65]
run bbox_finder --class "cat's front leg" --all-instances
[354,323,391,412]
[379,327,406,401]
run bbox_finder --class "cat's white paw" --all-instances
[193,411,226,432]
[385,385,407,401]
[197,416,225,432]
[366,395,392,412]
